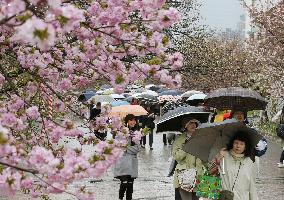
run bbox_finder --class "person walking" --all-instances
[114,114,140,200]
[229,107,267,175]
[172,118,205,200]
[89,102,101,121]
[138,106,155,150]
[277,106,284,168]
[209,131,258,200]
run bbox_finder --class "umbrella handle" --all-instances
[222,157,225,175]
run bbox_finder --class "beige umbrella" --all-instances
[109,105,148,118]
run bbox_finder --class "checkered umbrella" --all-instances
[204,87,267,111]
[161,100,189,116]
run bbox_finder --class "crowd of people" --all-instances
[85,86,284,200]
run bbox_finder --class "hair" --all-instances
[96,102,101,106]
[226,131,253,157]
[124,114,136,124]
[229,109,247,120]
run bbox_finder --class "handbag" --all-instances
[220,190,234,200]
[177,168,197,192]
[220,162,242,200]
[276,124,284,140]
[195,174,221,199]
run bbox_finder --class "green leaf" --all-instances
[33,28,49,41]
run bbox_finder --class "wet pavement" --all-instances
[2,128,284,200]
[55,134,284,200]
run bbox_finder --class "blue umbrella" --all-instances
[78,91,96,102]
[84,91,96,101]
[111,100,130,107]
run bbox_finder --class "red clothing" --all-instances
[223,112,230,120]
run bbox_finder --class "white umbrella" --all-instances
[110,94,125,99]
[141,90,159,96]
[145,84,155,89]
[187,93,207,101]
[181,90,203,98]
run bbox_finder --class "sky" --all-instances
[199,0,246,30]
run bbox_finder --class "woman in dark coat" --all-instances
[113,114,140,200]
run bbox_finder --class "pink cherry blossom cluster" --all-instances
[0,0,183,199]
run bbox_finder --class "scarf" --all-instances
[230,150,244,161]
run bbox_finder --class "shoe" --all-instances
[150,147,153,150]
[277,163,284,168]
[141,145,145,148]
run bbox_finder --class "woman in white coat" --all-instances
[113,114,140,200]
[209,131,258,200]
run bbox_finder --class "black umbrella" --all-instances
[183,119,263,162]
[204,87,267,111]
[156,106,211,133]
[159,90,183,96]
[149,85,163,92]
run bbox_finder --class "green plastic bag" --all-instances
[195,174,221,199]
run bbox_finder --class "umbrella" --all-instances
[161,100,189,116]
[136,94,158,102]
[187,93,207,101]
[111,100,130,107]
[158,95,181,104]
[181,90,203,98]
[78,91,96,102]
[109,105,148,118]
[183,119,263,162]
[142,90,159,96]
[149,85,164,92]
[157,88,170,93]
[110,94,125,99]
[186,93,207,106]
[159,90,183,96]
[89,95,116,103]
[204,87,267,111]
[156,106,211,133]
[100,84,112,90]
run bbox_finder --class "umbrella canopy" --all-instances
[148,85,164,92]
[145,84,155,89]
[78,91,96,102]
[157,88,170,93]
[181,90,203,98]
[161,100,189,116]
[109,105,148,118]
[110,94,125,99]
[136,94,158,101]
[159,90,183,96]
[89,95,116,103]
[204,87,267,111]
[187,93,207,101]
[156,106,211,133]
[158,95,181,104]
[100,84,112,90]
[142,90,159,96]
[183,119,263,162]
[111,100,130,107]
